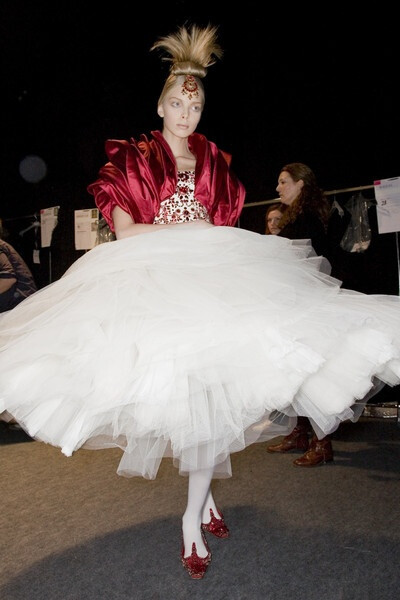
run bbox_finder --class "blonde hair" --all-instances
[151,24,223,105]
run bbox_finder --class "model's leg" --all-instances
[201,485,230,538]
[182,467,214,558]
[201,488,219,523]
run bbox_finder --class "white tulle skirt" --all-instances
[1,221,399,479]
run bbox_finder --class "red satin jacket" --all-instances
[87,130,245,231]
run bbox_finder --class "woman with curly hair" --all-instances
[267,162,334,466]
[276,162,331,256]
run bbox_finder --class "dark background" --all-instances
[0,1,399,290]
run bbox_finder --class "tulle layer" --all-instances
[1,221,399,478]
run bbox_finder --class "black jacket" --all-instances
[278,210,328,258]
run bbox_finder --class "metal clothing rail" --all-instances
[3,213,38,221]
[243,183,375,208]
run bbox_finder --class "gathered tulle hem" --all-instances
[78,411,297,479]
[0,406,297,479]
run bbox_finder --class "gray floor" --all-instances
[1,416,400,600]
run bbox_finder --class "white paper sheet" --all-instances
[374,177,400,234]
[40,206,60,247]
[74,208,99,250]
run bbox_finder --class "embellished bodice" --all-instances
[153,171,211,224]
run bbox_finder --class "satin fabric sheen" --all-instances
[87,131,245,230]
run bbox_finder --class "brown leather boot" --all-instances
[267,421,310,453]
[293,434,334,467]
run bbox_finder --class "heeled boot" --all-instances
[293,434,334,467]
[267,417,311,453]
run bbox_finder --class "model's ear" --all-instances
[157,105,164,118]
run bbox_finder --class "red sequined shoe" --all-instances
[181,532,212,579]
[202,508,230,539]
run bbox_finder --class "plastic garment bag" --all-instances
[95,217,116,245]
[340,192,374,253]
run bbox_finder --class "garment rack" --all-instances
[243,184,375,209]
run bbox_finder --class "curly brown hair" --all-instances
[277,163,331,231]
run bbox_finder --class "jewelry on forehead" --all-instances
[181,75,199,100]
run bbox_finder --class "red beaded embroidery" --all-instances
[181,75,199,100]
[153,171,211,224]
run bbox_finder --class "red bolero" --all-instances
[87,130,245,231]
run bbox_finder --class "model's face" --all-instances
[276,171,303,206]
[266,209,283,235]
[158,80,204,140]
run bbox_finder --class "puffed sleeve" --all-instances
[87,137,161,231]
[210,150,245,226]
[190,134,245,227]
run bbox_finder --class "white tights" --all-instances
[182,468,220,558]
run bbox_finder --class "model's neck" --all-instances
[162,130,192,159]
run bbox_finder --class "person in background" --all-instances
[0,218,37,313]
[264,202,284,235]
[276,162,331,257]
[0,218,37,430]
[266,163,334,467]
